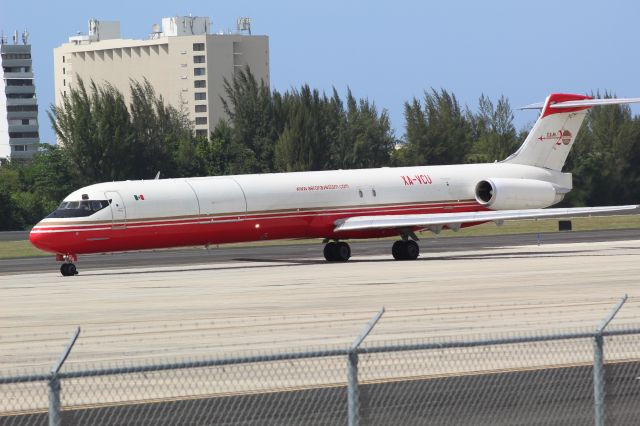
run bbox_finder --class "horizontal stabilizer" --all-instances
[520,97,640,110]
[549,97,640,108]
[334,205,639,233]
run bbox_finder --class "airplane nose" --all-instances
[29,223,57,254]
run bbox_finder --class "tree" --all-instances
[49,78,200,182]
[275,86,334,171]
[467,94,518,163]
[564,93,640,206]
[397,89,472,166]
[221,67,276,173]
[48,78,135,182]
[203,120,256,175]
[340,90,396,169]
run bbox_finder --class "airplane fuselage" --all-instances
[29,162,570,256]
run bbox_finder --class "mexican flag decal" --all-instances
[133,194,145,201]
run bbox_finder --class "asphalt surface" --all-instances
[4,362,639,425]
[0,231,28,242]
[2,228,640,276]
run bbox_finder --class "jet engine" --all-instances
[474,178,564,210]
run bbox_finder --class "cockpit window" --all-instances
[47,199,111,218]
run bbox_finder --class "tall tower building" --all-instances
[0,31,40,161]
[54,17,269,138]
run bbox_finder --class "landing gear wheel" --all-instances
[392,240,420,260]
[392,241,403,260]
[324,242,337,261]
[335,242,351,262]
[405,240,419,260]
[60,263,78,277]
[323,241,351,262]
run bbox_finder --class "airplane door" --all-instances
[105,191,126,229]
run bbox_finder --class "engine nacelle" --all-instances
[474,178,564,210]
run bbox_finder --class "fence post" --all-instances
[347,308,385,426]
[593,295,627,426]
[48,327,81,426]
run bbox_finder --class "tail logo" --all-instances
[537,129,572,145]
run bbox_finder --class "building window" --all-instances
[62,56,65,63]
[193,55,205,64]
[195,117,207,125]
[12,145,28,152]
[194,67,206,76]
[9,132,39,138]
[2,53,31,60]
[7,93,35,99]
[7,105,38,112]
[3,66,31,73]
[195,104,207,113]
[194,92,206,101]
[6,79,33,86]
[195,129,208,137]
[193,43,205,51]
[194,80,206,88]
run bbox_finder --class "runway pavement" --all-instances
[2,232,640,424]
[2,228,640,276]
[0,231,28,242]
[2,232,640,371]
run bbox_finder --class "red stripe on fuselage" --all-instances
[29,201,486,255]
[31,201,479,232]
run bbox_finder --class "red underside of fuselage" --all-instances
[29,202,487,257]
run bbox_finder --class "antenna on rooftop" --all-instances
[22,30,29,45]
[236,17,252,35]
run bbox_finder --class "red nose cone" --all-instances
[29,224,58,254]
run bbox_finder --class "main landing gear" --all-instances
[322,238,420,262]
[57,254,79,277]
[391,240,420,260]
[324,241,351,262]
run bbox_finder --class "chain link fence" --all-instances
[1,301,640,425]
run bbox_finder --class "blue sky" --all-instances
[2,0,639,143]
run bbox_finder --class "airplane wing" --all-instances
[334,205,639,233]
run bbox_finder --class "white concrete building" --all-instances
[54,17,269,138]
[0,31,40,161]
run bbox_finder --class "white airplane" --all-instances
[30,93,640,276]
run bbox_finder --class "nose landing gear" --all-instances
[60,263,78,276]
[57,254,79,277]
